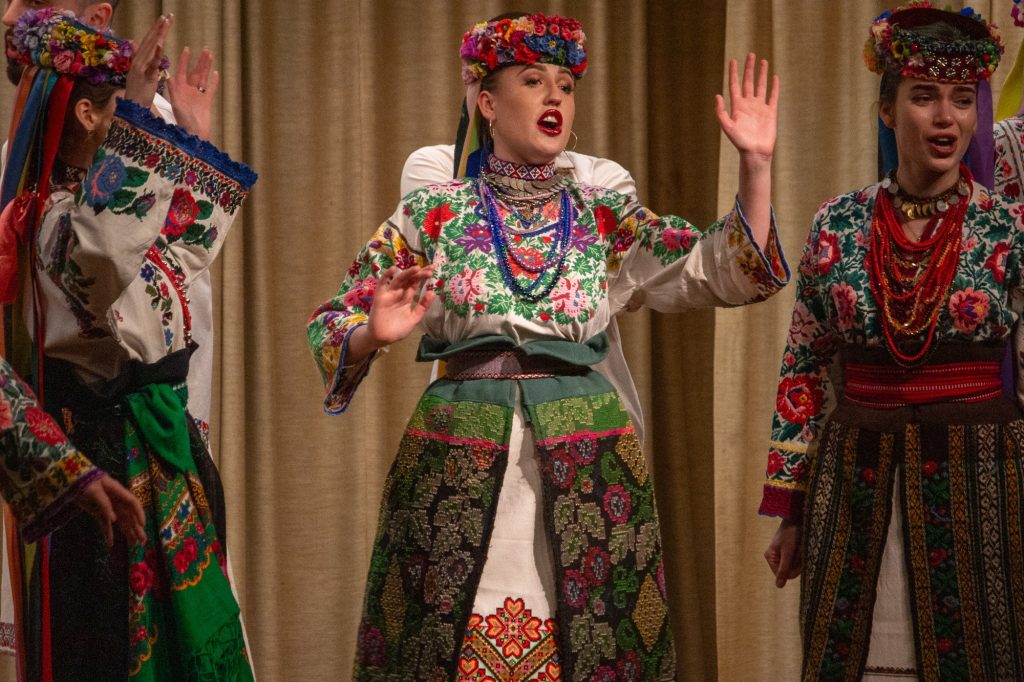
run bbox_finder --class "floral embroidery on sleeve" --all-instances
[0,360,102,541]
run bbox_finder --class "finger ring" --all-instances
[197,85,207,93]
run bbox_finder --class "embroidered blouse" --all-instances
[760,183,1024,521]
[0,357,101,541]
[308,175,790,414]
[33,99,257,390]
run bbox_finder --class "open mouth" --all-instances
[928,135,957,155]
[537,109,563,137]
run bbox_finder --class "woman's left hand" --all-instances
[166,46,219,140]
[715,53,779,162]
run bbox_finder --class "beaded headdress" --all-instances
[10,7,132,87]
[864,2,1003,83]
[459,13,587,85]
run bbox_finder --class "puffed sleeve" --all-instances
[595,187,790,313]
[400,145,457,198]
[759,203,841,522]
[307,187,438,414]
[0,358,102,542]
[36,98,256,336]
[994,116,1024,199]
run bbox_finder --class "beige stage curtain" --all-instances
[0,1,1018,679]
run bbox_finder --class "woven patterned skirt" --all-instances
[800,397,1024,681]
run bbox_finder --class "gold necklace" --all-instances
[881,172,970,221]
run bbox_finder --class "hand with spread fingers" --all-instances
[124,14,172,110]
[166,46,219,140]
[76,474,146,547]
[347,265,436,362]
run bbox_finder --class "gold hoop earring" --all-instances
[488,119,496,141]
[568,130,578,152]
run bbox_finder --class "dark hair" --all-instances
[60,79,119,158]
[879,20,975,105]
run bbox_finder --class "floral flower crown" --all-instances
[864,2,1003,83]
[459,13,587,85]
[11,8,132,86]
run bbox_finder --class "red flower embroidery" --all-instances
[936,638,955,654]
[24,407,65,446]
[922,460,939,477]
[929,548,948,567]
[985,242,1010,285]
[948,287,990,333]
[603,485,631,524]
[173,547,192,574]
[423,203,457,240]
[815,230,841,275]
[594,204,617,237]
[861,468,876,486]
[766,450,786,476]
[164,189,199,238]
[776,375,823,425]
[130,561,154,595]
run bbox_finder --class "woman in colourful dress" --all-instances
[761,4,1024,680]
[2,9,257,680]
[0,356,144,546]
[309,12,788,680]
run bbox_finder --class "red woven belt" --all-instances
[844,360,1003,408]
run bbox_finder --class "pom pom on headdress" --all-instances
[10,8,132,86]
[864,2,1003,83]
[459,13,588,85]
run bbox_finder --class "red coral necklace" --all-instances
[867,165,970,367]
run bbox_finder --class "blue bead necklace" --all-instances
[479,179,574,302]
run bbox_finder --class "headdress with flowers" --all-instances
[864,2,1003,83]
[11,7,132,87]
[459,13,587,85]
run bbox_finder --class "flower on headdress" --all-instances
[12,8,131,86]
[460,12,588,83]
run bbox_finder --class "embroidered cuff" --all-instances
[20,459,103,543]
[732,196,790,288]
[758,483,805,523]
[111,99,258,199]
[324,323,380,415]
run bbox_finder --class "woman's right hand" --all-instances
[347,265,436,362]
[765,518,802,588]
[124,14,172,110]
[76,473,146,547]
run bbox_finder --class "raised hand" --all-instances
[166,46,219,140]
[715,53,779,162]
[76,473,146,546]
[124,14,172,110]
[347,265,436,362]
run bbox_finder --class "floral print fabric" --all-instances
[34,97,256,387]
[308,179,789,415]
[0,357,100,540]
[761,184,1024,520]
